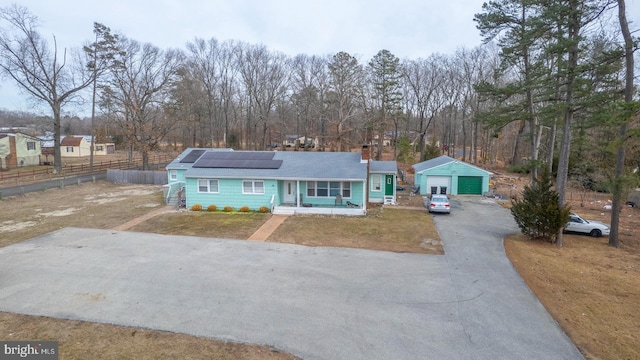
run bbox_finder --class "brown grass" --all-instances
[0,313,298,360]
[267,206,443,254]
[504,200,640,360]
[129,211,270,239]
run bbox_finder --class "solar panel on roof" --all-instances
[191,151,282,169]
[193,159,282,169]
[180,149,206,163]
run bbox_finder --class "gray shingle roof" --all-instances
[172,149,368,181]
[369,160,397,173]
[412,155,492,175]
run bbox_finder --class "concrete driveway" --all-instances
[0,197,583,360]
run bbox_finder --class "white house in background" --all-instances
[60,136,91,157]
[51,135,116,158]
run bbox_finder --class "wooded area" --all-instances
[1,2,638,208]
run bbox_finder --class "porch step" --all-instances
[384,196,395,205]
[272,207,296,215]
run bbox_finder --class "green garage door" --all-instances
[458,176,483,195]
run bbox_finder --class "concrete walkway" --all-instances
[247,215,289,241]
[112,205,174,231]
[0,198,584,360]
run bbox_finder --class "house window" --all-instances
[66,147,74,153]
[243,180,264,194]
[317,181,328,197]
[169,170,177,181]
[307,181,352,198]
[27,141,36,151]
[198,179,219,193]
[372,175,382,191]
[96,145,104,151]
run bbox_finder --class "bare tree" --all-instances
[401,55,448,160]
[236,44,289,150]
[0,5,94,173]
[186,37,221,147]
[102,37,184,169]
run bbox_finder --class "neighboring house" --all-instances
[77,135,116,155]
[412,155,492,196]
[60,136,91,157]
[40,134,116,160]
[0,132,42,169]
[165,145,397,216]
[282,135,318,148]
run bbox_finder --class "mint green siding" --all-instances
[414,161,490,196]
[184,178,365,209]
[168,169,189,183]
[368,173,385,201]
[185,178,280,210]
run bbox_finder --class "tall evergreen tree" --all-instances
[369,50,402,160]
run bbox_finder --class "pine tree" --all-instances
[511,169,571,242]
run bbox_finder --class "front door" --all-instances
[385,175,394,196]
[284,181,296,203]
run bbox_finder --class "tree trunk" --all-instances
[556,0,581,247]
[610,0,634,248]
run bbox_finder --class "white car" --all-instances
[564,213,610,238]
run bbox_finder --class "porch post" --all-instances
[362,179,367,212]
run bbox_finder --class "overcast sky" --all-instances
[1,0,639,116]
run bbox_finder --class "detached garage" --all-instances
[412,156,492,196]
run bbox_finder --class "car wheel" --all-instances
[590,229,602,238]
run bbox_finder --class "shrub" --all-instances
[239,206,250,212]
[207,205,217,212]
[223,206,233,212]
[191,204,203,212]
[510,169,571,243]
[259,206,270,213]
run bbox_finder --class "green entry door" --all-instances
[457,176,483,195]
[385,175,394,196]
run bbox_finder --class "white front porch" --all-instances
[272,205,365,216]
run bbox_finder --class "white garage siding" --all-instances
[425,176,451,195]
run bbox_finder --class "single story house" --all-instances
[412,155,492,196]
[165,145,397,215]
[0,132,42,169]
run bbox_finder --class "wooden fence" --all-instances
[0,155,172,185]
[107,169,168,185]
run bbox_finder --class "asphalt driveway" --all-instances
[0,197,583,359]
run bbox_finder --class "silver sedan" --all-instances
[428,194,451,214]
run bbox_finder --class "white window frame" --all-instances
[372,174,382,192]
[169,170,178,181]
[198,179,219,193]
[307,181,352,198]
[242,180,265,194]
[66,146,74,153]
[27,141,36,151]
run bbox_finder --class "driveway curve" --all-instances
[0,197,583,359]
